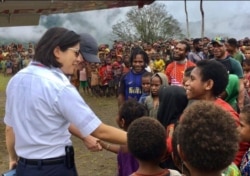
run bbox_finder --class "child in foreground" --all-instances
[99,99,148,176]
[128,117,181,176]
[138,72,153,104]
[185,59,249,166]
[177,101,239,176]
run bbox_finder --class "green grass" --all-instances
[0,74,10,92]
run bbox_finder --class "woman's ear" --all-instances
[53,46,61,60]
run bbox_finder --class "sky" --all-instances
[0,1,249,45]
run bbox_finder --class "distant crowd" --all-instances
[1,37,250,100]
[69,37,250,101]
[0,43,34,76]
[1,37,250,99]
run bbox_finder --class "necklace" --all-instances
[172,59,187,86]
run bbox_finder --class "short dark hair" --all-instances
[119,99,148,130]
[241,104,250,124]
[227,38,238,48]
[34,27,80,68]
[178,40,191,52]
[142,71,153,78]
[128,117,166,163]
[193,38,201,45]
[184,66,195,77]
[130,47,149,66]
[196,60,228,96]
[178,101,238,172]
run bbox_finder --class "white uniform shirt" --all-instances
[4,62,101,159]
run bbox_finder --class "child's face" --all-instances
[244,50,250,60]
[99,53,105,60]
[182,75,189,88]
[243,63,250,73]
[185,67,208,100]
[238,113,250,142]
[151,76,162,96]
[101,60,106,66]
[155,54,160,60]
[141,76,151,93]
[110,50,116,56]
[106,58,111,65]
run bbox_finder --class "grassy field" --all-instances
[0,74,118,175]
[0,74,9,121]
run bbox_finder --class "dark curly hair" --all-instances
[127,117,166,163]
[196,60,229,97]
[241,104,250,124]
[178,101,239,172]
[119,99,148,130]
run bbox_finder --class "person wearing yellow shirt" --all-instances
[153,53,165,73]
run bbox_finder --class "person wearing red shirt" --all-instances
[185,59,250,167]
[165,41,195,86]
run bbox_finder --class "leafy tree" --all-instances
[112,3,183,43]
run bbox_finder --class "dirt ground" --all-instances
[0,92,119,175]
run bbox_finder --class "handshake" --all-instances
[83,136,121,154]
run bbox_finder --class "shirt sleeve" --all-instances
[52,85,102,137]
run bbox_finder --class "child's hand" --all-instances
[97,140,111,150]
[82,135,102,152]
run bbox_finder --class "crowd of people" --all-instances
[3,29,250,176]
[0,42,35,76]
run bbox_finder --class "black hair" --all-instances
[119,99,148,130]
[193,38,201,45]
[34,27,80,68]
[196,60,228,97]
[142,71,153,78]
[184,66,195,77]
[178,40,191,52]
[227,38,238,48]
[130,47,149,66]
[128,117,166,163]
[178,101,238,172]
